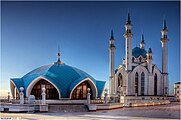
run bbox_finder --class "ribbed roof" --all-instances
[11,63,105,98]
[132,47,147,58]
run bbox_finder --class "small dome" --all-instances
[132,47,147,58]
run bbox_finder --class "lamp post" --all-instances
[104,88,108,104]
[19,87,24,104]
[87,88,91,104]
[41,87,46,104]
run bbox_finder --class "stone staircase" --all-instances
[48,104,88,112]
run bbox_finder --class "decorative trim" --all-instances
[69,78,98,99]
[26,76,61,99]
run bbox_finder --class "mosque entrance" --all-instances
[31,79,59,100]
[71,81,93,100]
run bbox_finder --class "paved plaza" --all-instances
[1,102,180,120]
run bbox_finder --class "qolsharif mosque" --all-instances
[109,13,169,99]
[10,52,106,100]
[8,13,173,112]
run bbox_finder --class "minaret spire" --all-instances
[126,12,131,24]
[140,33,145,49]
[110,29,114,40]
[163,18,167,30]
[57,45,61,62]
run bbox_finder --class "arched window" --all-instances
[71,81,93,100]
[135,72,138,94]
[139,57,142,62]
[118,73,123,87]
[154,74,157,95]
[141,72,145,95]
[31,79,59,100]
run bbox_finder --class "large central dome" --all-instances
[10,62,105,99]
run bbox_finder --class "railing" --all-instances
[90,99,104,104]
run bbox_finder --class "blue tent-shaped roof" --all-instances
[11,63,105,98]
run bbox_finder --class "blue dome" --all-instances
[11,63,105,98]
[132,47,147,58]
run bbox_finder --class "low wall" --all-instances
[120,96,171,107]
[87,103,123,111]
[0,104,48,112]
[48,104,88,112]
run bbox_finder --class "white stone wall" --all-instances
[115,64,163,96]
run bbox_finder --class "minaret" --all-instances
[123,13,133,71]
[140,34,145,49]
[147,48,153,73]
[160,18,169,95]
[109,30,115,95]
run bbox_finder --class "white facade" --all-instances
[109,13,169,97]
[174,82,181,101]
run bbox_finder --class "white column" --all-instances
[109,34,115,96]
[19,87,24,105]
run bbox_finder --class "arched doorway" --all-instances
[71,81,93,100]
[135,72,139,94]
[118,73,123,87]
[141,72,145,95]
[154,74,157,95]
[30,79,59,100]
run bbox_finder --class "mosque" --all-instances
[9,12,170,106]
[109,13,169,98]
[10,52,106,100]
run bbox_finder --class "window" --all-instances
[135,72,138,94]
[139,57,142,62]
[132,57,135,62]
[118,73,123,87]
[154,74,157,96]
[31,79,59,100]
[71,81,93,100]
[141,72,145,95]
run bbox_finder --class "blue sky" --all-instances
[1,1,180,96]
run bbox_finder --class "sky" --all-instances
[1,1,180,96]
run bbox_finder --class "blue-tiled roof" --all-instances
[11,63,105,98]
[132,47,147,58]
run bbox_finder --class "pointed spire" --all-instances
[163,18,167,30]
[110,29,114,40]
[126,12,131,24]
[141,34,145,43]
[57,45,61,62]
[148,48,152,53]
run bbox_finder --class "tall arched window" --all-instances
[118,73,123,87]
[154,74,157,95]
[31,79,59,100]
[135,72,139,94]
[141,72,145,95]
[71,81,93,100]
[139,57,142,62]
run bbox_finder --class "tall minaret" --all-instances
[160,18,169,95]
[109,30,115,95]
[140,34,145,49]
[123,13,133,71]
